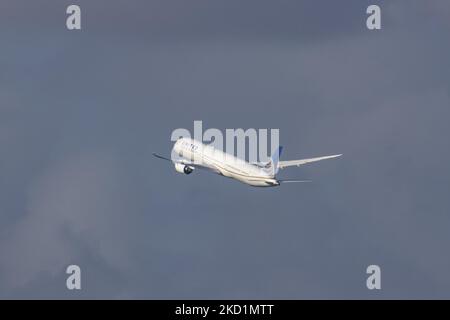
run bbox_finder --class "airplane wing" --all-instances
[152,153,172,161]
[153,153,196,166]
[152,153,217,173]
[278,154,342,169]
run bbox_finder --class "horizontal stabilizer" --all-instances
[278,179,312,183]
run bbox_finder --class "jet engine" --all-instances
[174,163,194,174]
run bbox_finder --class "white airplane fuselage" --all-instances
[172,138,280,187]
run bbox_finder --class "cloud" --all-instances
[0,152,138,293]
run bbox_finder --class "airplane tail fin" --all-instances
[268,146,283,176]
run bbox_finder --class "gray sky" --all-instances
[1,0,450,298]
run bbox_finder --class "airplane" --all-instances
[153,137,341,187]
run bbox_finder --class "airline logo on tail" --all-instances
[263,146,283,177]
